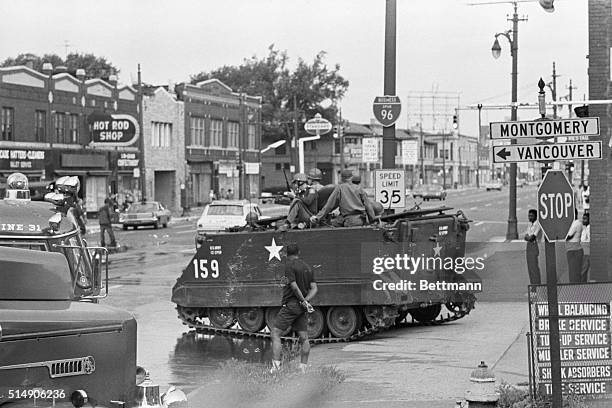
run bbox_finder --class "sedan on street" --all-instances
[484,181,503,191]
[119,201,172,230]
[412,184,447,201]
[197,200,265,234]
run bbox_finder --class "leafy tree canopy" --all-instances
[190,45,349,143]
[1,52,119,80]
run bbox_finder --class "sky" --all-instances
[0,0,588,136]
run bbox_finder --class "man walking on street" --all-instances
[98,198,117,248]
[271,243,317,374]
[566,209,583,283]
[524,209,542,285]
[581,212,590,282]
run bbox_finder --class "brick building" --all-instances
[587,0,612,281]
[0,64,139,214]
[175,79,262,205]
[142,87,185,214]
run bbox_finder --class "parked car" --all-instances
[517,178,527,187]
[413,184,446,201]
[197,200,265,234]
[119,201,171,230]
[259,192,275,204]
[484,181,503,191]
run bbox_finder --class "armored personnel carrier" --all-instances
[0,246,187,407]
[172,195,480,342]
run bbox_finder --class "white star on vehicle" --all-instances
[433,243,442,257]
[265,238,283,261]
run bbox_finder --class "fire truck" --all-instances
[0,173,188,407]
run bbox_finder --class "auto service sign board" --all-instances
[88,112,140,147]
[374,169,405,209]
[401,140,418,165]
[373,95,401,127]
[538,170,575,241]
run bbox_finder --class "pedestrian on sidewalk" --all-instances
[581,212,590,282]
[270,243,317,374]
[566,209,583,283]
[581,184,590,214]
[98,198,117,248]
[523,209,542,285]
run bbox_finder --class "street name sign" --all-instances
[490,118,600,140]
[538,170,575,241]
[374,169,405,209]
[492,141,602,164]
[373,95,401,127]
[362,138,379,162]
[304,114,332,135]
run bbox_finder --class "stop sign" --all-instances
[537,170,576,241]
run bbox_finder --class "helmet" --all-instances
[307,168,322,181]
[245,211,259,224]
[292,173,308,183]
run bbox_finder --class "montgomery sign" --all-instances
[490,118,600,139]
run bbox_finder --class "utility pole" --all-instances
[548,62,559,119]
[338,108,345,170]
[137,63,146,201]
[476,104,482,188]
[381,0,397,168]
[292,95,298,175]
[420,122,425,184]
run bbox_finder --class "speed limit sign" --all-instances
[374,169,405,209]
[373,95,401,127]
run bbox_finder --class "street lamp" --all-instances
[491,1,526,240]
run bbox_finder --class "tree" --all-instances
[190,45,349,144]
[0,52,118,79]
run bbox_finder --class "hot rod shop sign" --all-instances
[88,113,140,147]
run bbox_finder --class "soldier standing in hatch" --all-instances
[310,169,376,227]
[270,243,317,374]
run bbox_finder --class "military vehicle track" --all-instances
[176,306,471,345]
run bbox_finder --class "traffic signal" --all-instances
[452,115,458,130]
[574,105,589,118]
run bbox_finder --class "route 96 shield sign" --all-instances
[373,96,401,127]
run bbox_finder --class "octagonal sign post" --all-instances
[537,170,575,241]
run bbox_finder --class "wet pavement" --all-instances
[95,194,536,403]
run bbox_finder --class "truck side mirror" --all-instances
[88,247,109,298]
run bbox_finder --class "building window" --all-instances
[284,163,290,170]
[69,114,79,143]
[152,121,172,147]
[275,144,286,155]
[35,110,46,142]
[1,107,14,141]
[334,140,340,154]
[227,121,239,148]
[309,141,317,150]
[248,124,256,149]
[210,119,223,147]
[190,116,205,146]
[275,163,282,170]
[54,112,66,143]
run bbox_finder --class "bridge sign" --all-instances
[304,113,332,135]
[492,141,602,164]
[489,118,600,140]
[373,95,401,127]
[538,170,575,241]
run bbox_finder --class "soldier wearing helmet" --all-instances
[307,168,324,192]
[284,173,319,229]
[310,169,377,227]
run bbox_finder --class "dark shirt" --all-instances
[98,204,112,225]
[281,257,315,305]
